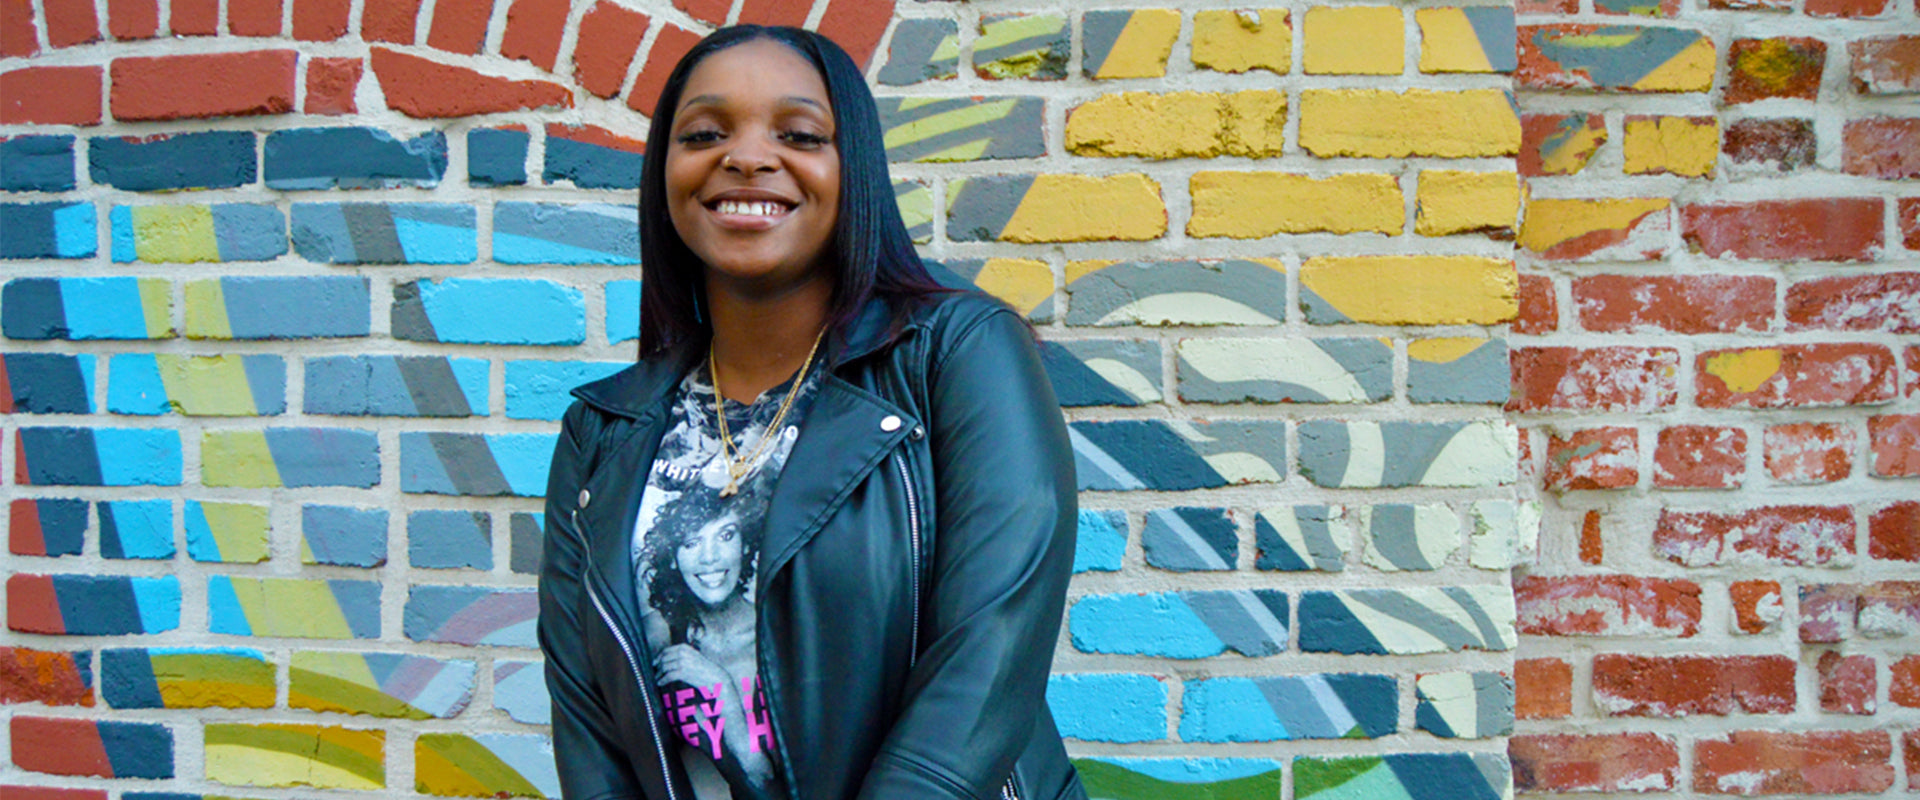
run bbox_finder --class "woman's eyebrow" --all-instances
[676,94,827,114]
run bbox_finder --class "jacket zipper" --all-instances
[892,452,923,666]
[576,509,680,800]
[1001,772,1023,800]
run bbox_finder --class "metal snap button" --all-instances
[910,426,925,441]
[880,415,902,432]
[578,489,591,508]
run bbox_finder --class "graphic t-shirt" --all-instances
[631,362,819,800]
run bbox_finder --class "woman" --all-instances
[538,24,1085,800]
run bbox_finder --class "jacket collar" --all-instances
[570,294,910,419]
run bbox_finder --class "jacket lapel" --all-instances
[760,377,917,592]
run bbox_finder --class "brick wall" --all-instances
[1508,0,1919,794]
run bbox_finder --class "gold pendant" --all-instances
[719,482,738,498]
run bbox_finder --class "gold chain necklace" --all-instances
[710,326,827,498]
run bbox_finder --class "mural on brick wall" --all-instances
[0,1,1541,799]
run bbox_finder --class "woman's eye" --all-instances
[676,129,721,145]
[781,131,829,148]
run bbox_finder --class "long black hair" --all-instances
[637,25,948,356]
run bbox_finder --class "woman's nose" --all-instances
[722,140,776,174]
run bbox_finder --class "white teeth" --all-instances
[716,200,787,217]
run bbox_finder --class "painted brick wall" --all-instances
[1509,0,1920,794]
[4,2,1526,799]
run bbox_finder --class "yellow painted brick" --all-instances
[1192,9,1290,74]
[971,258,1054,315]
[1301,256,1518,325]
[1092,9,1182,79]
[1416,170,1521,236]
[1623,116,1718,177]
[1416,9,1493,73]
[1518,197,1670,259]
[1303,6,1403,75]
[1004,174,1167,242]
[1300,89,1519,158]
[1190,172,1403,237]
[1066,90,1286,159]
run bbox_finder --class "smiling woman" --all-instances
[538,24,1087,800]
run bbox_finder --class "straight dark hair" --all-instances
[636,25,948,357]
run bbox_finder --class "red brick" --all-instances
[1517,428,1540,486]
[1723,118,1815,172]
[370,47,571,118]
[1817,652,1875,714]
[104,0,156,39]
[1869,414,1920,476]
[427,0,492,54]
[304,57,362,116]
[573,1,649,100]
[1871,502,1920,561]
[1515,658,1571,720]
[1906,344,1920,397]
[1516,575,1702,637]
[1509,346,1680,413]
[1514,274,1557,334]
[1844,117,1920,179]
[1511,733,1679,793]
[1579,509,1603,564]
[1697,343,1897,408]
[363,0,424,44]
[229,0,282,36]
[1850,36,1920,94]
[1574,274,1773,334]
[1682,198,1883,262]
[1892,655,1920,707]
[1903,198,1920,250]
[1655,505,1854,566]
[1806,0,1891,17]
[545,123,644,154]
[1545,427,1639,491]
[170,0,217,35]
[1763,423,1855,483]
[1730,580,1782,634]
[673,0,729,24]
[0,66,103,125]
[1787,273,1920,334]
[1859,581,1920,637]
[1801,583,1858,643]
[818,0,897,69]
[1726,38,1824,103]
[11,717,114,776]
[1694,731,1893,794]
[1593,654,1795,717]
[1653,425,1747,489]
[1520,113,1605,177]
[111,51,295,121]
[1906,731,1920,791]
[0,788,106,800]
[499,0,570,71]
[628,22,700,116]
[291,0,350,41]
[0,647,92,706]
[43,0,100,47]
[738,0,809,26]
[1,0,39,56]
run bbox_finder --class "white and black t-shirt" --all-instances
[630,363,819,800]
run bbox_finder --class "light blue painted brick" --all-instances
[606,280,641,345]
[97,429,183,486]
[302,505,389,567]
[1179,674,1398,743]
[504,360,629,420]
[400,432,556,497]
[1046,673,1166,743]
[1141,507,1235,571]
[408,510,492,570]
[394,279,584,346]
[110,206,135,262]
[493,660,551,725]
[1074,510,1126,573]
[99,500,174,559]
[493,202,639,265]
[1071,590,1288,659]
[106,354,167,415]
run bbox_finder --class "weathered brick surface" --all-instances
[1516,575,1702,637]
[1654,505,1854,567]
[1654,425,1747,489]
[1693,731,1894,794]
[1511,733,1679,792]
[1591,654,1796,716]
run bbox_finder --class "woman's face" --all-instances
[665,39,840,297]
[676,511,745,607]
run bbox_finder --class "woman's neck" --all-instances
[705,273,834,403]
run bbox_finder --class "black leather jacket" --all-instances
[539,291,1087,800]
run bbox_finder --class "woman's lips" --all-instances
[693,570,731,589]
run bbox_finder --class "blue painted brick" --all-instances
[304,355,489,417]
[409,510,492,570]
[1180,674,1398,742]
[393,279,584,345]
[3,277,171,340]
[401,432,555,497]
[543,124,643,189]
[2,135,77,192]
[1073,510,1126,573]
[100,500,175,559]
[493,660,551,724]
[110,203,287,263]
[88,131,256,191]
[1072,759,1282,800]
[16,427,182,486]
[16,574,183,635]
[95,718,176,778]
[1071,420,1286,491]
[1,352,96,413]
[302,505,389,567]
[264,127,447,189]
[504,360,628,420]
[1071,590,1288,659]
[469,127,530,186]
[189,276,370,340]
[11,497,88,556]
[1142,507,1235,571]
[1,202,96,258]
[290,202,475,264]
[1046,674,1166,743]
[494,202,638,265]
[509,512,544,574]
[607,280,641,345]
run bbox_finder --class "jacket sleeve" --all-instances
[539,401,643,800]
[856,307,1077,800]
